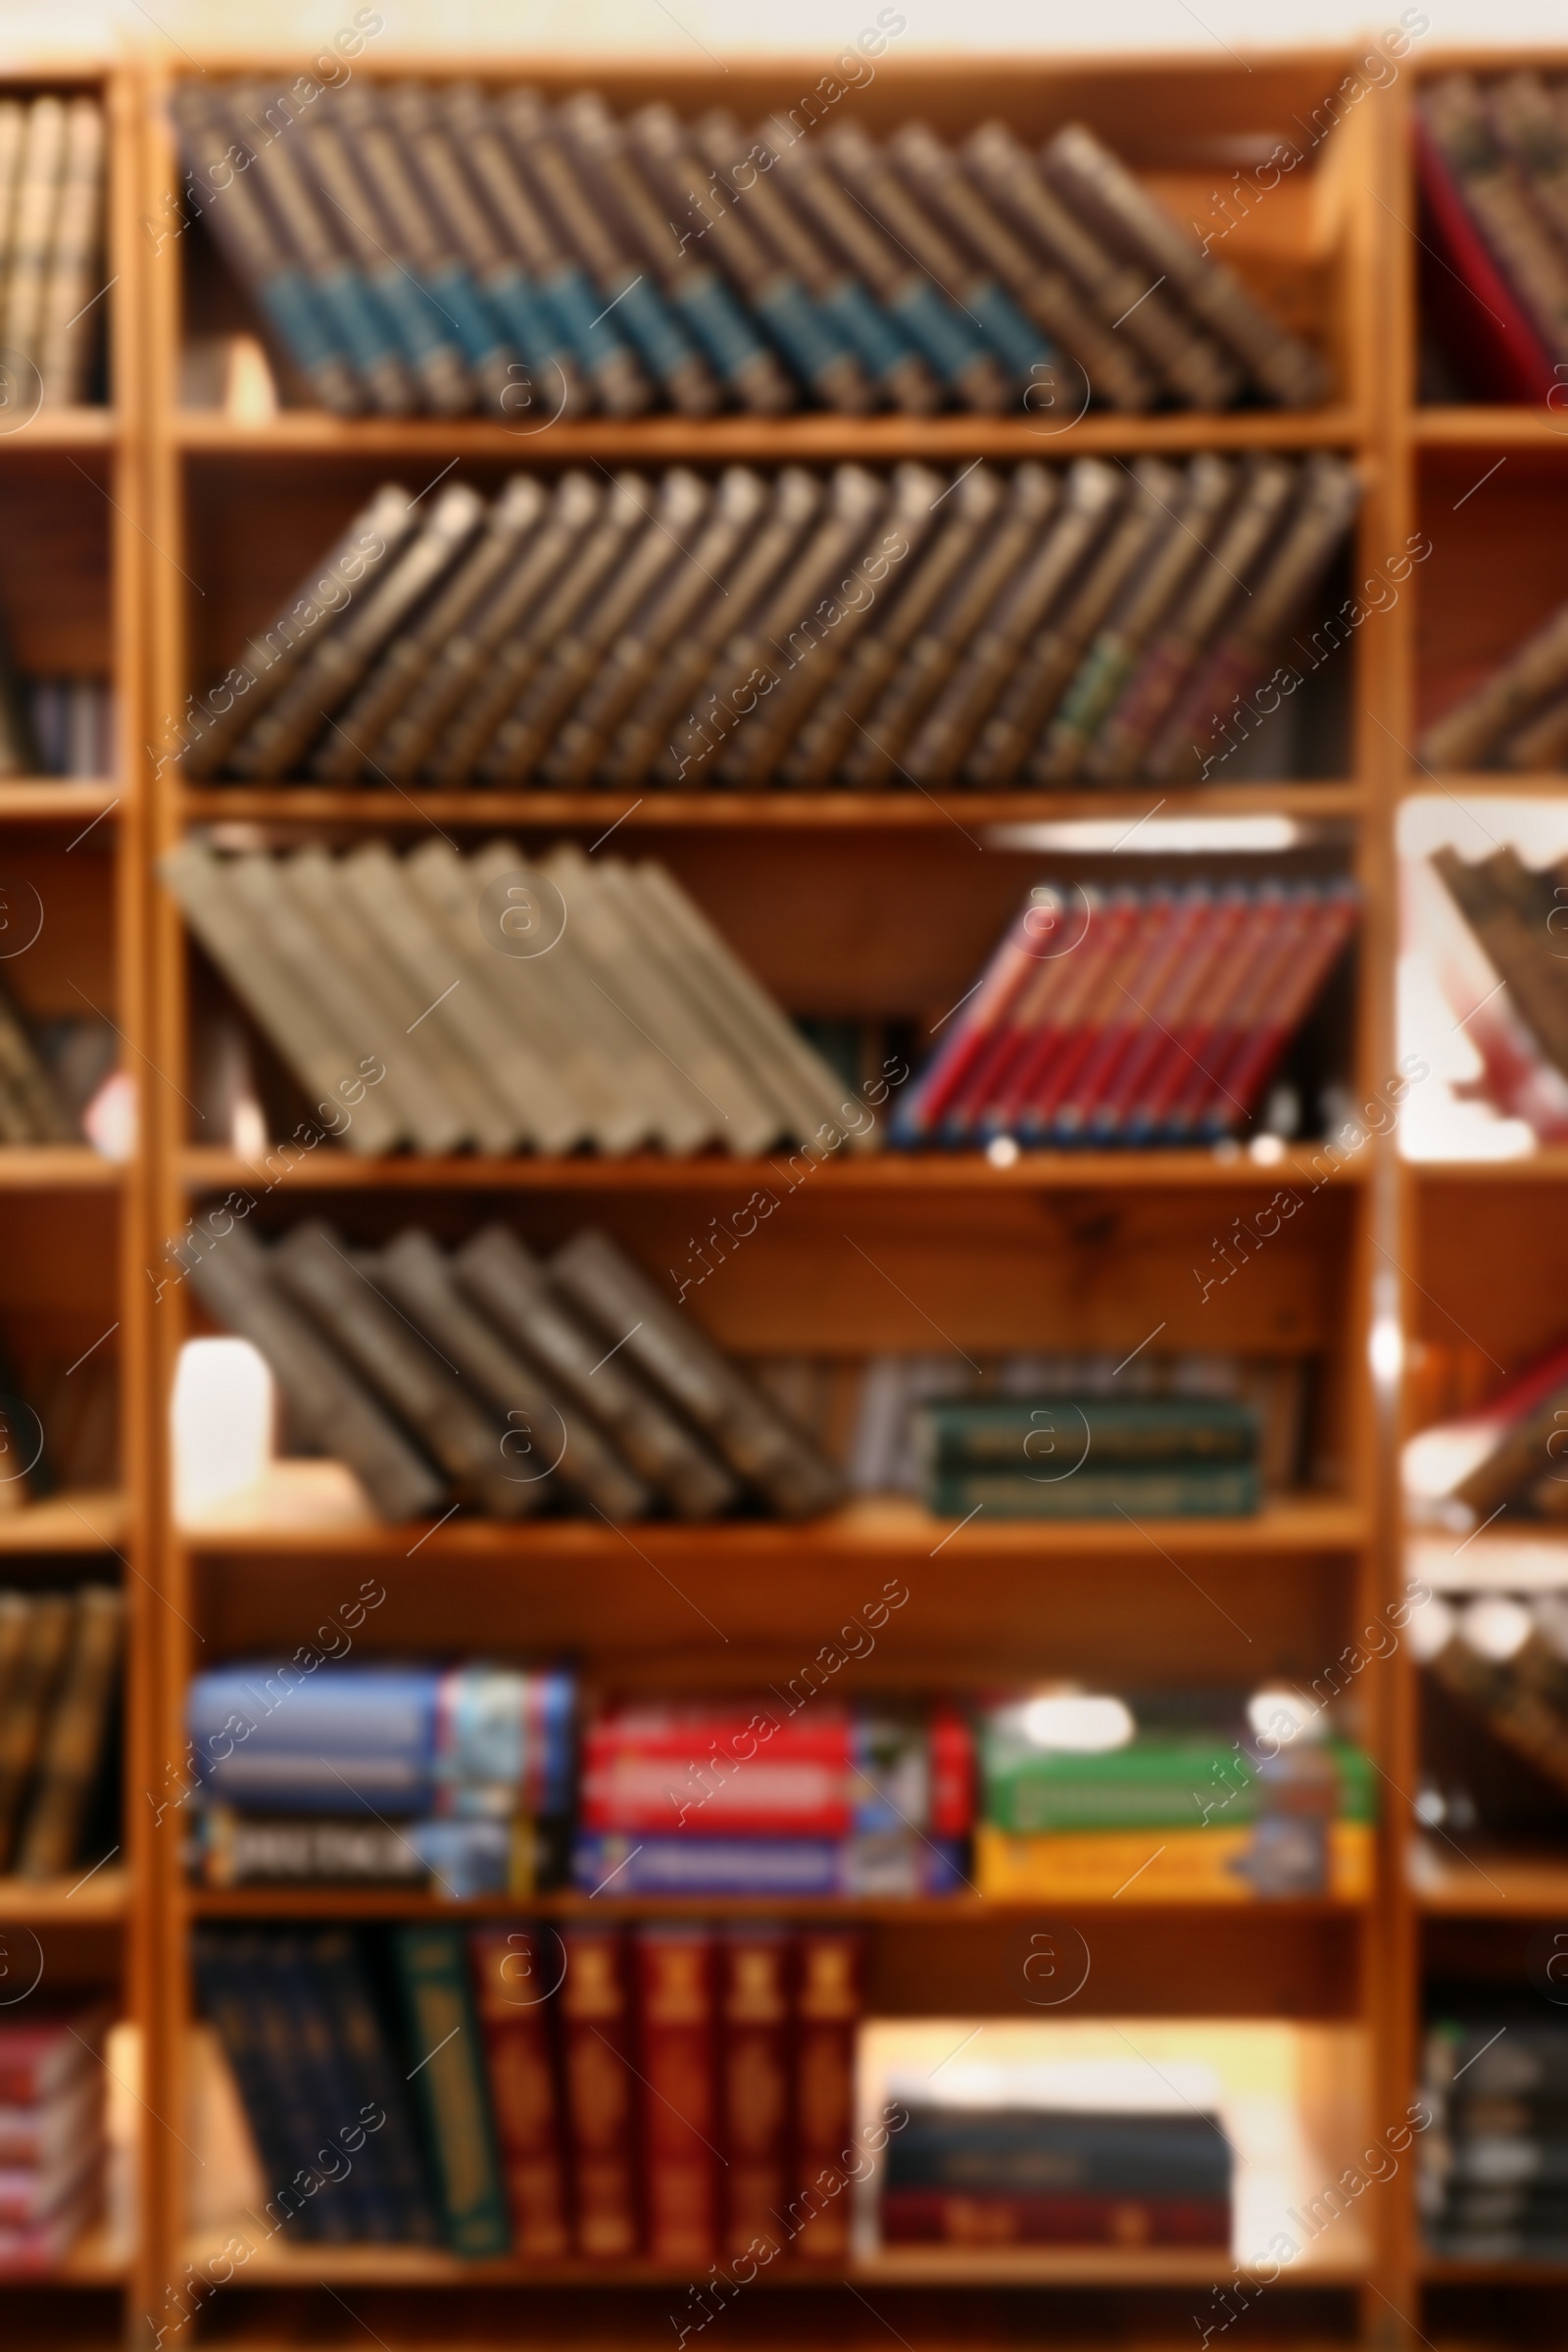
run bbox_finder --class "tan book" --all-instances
[16,1587,122,1880]
[1489,72,1568,256]
[1423,76,1568,367]
[227,483,484,777]
[1422,598,1568,770]
[0,102,27,335]
[36,98,103,407]
[905,457,1122,785]
[1432,845,1568,1082]
[160,840,404,1155]
[2,98,66,367]
[1501,683,1568,769]
[0,1593,74,1871]
[1043,122,1330,407]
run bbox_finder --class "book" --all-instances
[791,1931,861,2257]
[2,98,66,379]
[635,1927,719,2266]
[36,97,103,407]
[882,2106,1231,2246]
[1423,606,1568,770]
[557,1927,639,2256]
[973,1818,1373,1901]
[1417,76,1568,403]
[570,1831,967,1897]
[469,1927,570,2259]
[393,1924,511,2256]
[0,2007,105,2108]
[1432,847,1568,1080]
[15,1586,122,1880]
[717,1929,791,2259]
[0,1594,74,1871]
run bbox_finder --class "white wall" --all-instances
[7,0,1568,61]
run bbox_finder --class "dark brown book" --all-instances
[635,1926,718,2269]
[558,1926,639,2257]
[469,1926,570,2260]
[791,1930,861,2260]
[0,1593,74,1871]
[1423,599,1568,771]
[718,1928,791,2261]
[186,1222,446,1525]
[1433,845,1568,1081]
[16,1585,122,1881]
[548,1227,844,1518]
[455,1226,737,1519]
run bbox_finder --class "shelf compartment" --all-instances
[0,1867,127,1923]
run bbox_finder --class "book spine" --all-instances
[15,1588,121,1880]
[36,98,103,407]
[0,1596,74,1871]
[635,1927,719,2267]
[558,1926,640,2256]
[469,1927,570,2259]
[933,1465,1259,1516]
[393,1924,511,2255]
[880,2188,1230,2246]
[718,1929,792,2260]
[791,1930,860,2258]
[308,1928,441,2244]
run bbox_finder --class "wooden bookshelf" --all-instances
[0,31,1550,2352]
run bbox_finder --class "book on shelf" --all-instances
[185,1220,843,1528]
[469,1926,571,2259]
[974,1689,1375,1901]
[916,1396,1263,1520]
[1411,1591,1568,1804]
[0,2003,108,2277]
[1421,609,1568,771]
[1423,2004,1568,2259]
[0,1584,121,1881]
[1415,74,1568,407]
[162,837,853,1158]
[0,94,104,409]
[1405,1325,1568,1529]
[881,2105,1233,2248]
[170,77,1326,417]
[893,877,1357,1151]
[174,457,1358,790]
[394,1923,512,2257]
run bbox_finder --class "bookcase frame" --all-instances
[8,34,1566,2352]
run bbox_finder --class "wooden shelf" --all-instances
[179,780,1367,831]
[1412,405,1568,448]
[0,1868,128,1923]
[1401,1150,1568,1180]
[0,1492,127,1551]
[186,1886,1365,1922]
[0,1148,122,1189]
[1411,1842,1568,1916]
[172,405,1368,464]
[179,1492,1368,1560]
[0,781,120,823]
[1423,2255,1568,2282]
[0,408,117,452]
[178,1144,1371,1196]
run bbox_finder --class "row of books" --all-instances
[178,457,1359,790]
[0,650,113,780]
[0,1586,121,1881]
[0,2004,107,2274]
[1422,601,1568,770]
[0,96,102,410]
[184,1666,1373,1905]
[1417,74,1568,406]
[173,78,1325,418]
[1421,2009,1568,2259]
[893,878,1356,1150]
[1429,846,1568,1143]
[189,1222,846,1526]
[1411,1592,1568,1808]
[163,840,850,1157]
[195,1923,864,2263]
[915,1396,1264,1519]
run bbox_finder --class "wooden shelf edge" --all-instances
[0,1146,123,1189]
[172,405,1368,462]
[1410,1841,1568,1915]
[0,408,116,452]
[179,781,1367,830]
[185,1886,1366,1922]
[0,780,121,823]
[0,1492,128,1551]
[177,1145,1371,1195]
[0,1867,128,1923]
[1412,404,1568,448]
[179,1494,1369,1560]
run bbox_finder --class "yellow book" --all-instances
[975,1821,1373,1902]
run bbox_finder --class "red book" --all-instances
[1160,887,1305,1136]
[717,1929,791,2260]
[901,899,1055,1138]
[469,1928,569,2261]
[0,2010,106,2109]
[1205,887,1358,1123]
[557,1927,639,2258]
[929,1705,974,1838]
[582,1702,856,1837]
[1414,113,1557,406]
[1130,890,1279,1134]
[880,2189,1230,2247]
[1064,887,1217,1137]
[1092,887,1251,1138]
[1046,889,1185,1137]
[635,1927,718,2268]
[986,893,1142,1138]
[791,1931,861,2261]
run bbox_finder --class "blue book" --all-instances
[571,1832,966,1897]
[189,1665,437,1813]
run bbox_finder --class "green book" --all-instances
[392,1924,510,2257]
[919,1397,1260,1470]
[981,1727,1376,1834]
[928,1462,1260,1519]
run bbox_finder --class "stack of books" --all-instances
[172,456,1358,790]
[573,1696,972,1896]
[1406,1328,1568,1530]
[1416,74,1568,405]
[0,2004,107,2273]
[1411,840,1568,1143]
[0,1587,122,1882]
[187,1662,575,1897]
[162,839,854,1158]
[916,1396,1262,1519]
[894,878,1357,1149]
[0,95,104,409]
[187,1222,847,1525]
[1422,2008,1568,2258]
[1421,607,1568,769]
[880,2099,1233,2249]
[974,1690,1375,1900]
[171,78,1326,418]
[195,1922,863,2265]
